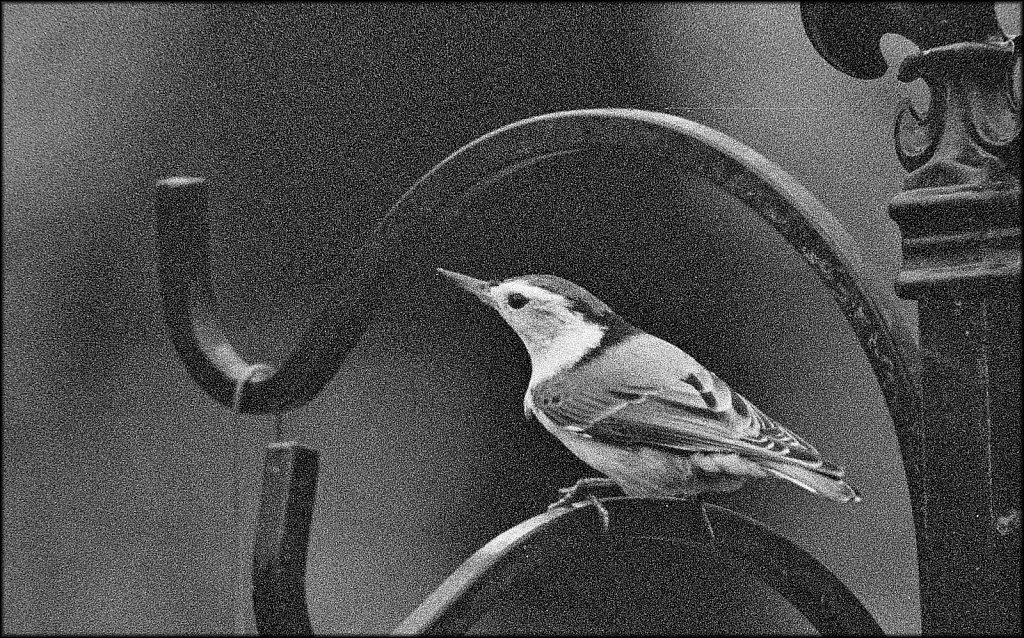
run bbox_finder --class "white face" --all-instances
[488,281,575,343]
[487,280,606,385]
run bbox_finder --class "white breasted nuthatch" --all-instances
[438,268,861,508]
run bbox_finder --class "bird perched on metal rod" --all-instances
[437,268,861,519]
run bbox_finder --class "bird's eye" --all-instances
[507,292,529,309]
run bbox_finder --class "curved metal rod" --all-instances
[392,497,884,635]
[155,176,383,413]
[155,108,921,634]
[156,106,922,511]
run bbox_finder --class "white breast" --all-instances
[525,320,605,388]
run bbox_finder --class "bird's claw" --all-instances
[547,477,618,532]
[547,477,618,510]
[587,493,611,532]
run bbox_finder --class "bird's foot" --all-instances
[547,477,620,510]
[548,477,619,532]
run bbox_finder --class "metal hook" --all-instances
[155,177,381,415]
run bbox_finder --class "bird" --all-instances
[436,268,861,515]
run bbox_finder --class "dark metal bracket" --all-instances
[155,108,921,634]
[252,442,319,636]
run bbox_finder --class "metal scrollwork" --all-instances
[894,38,1020,188]
[157,107,918,634]
[804,2,1020,196]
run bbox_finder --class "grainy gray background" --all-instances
[4,2,1019,634]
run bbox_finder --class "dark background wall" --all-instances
[4,3,1018,634]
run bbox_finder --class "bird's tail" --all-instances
[763,461,861,503]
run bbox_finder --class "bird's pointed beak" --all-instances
[437,268,497,308]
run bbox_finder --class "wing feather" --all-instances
[529,336,839,477]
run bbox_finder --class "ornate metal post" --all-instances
[802,3,1021,634]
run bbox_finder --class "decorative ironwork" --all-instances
[156,108,920,633]
[154,109,919,424]
[802,2,1021,298]
[802,2,1022,634]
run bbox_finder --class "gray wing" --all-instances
[530,334,839,476]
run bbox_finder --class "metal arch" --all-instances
[154,108,922,634]
[392,497,885,635]
[155,109,919,404]
[155,107,922,510]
